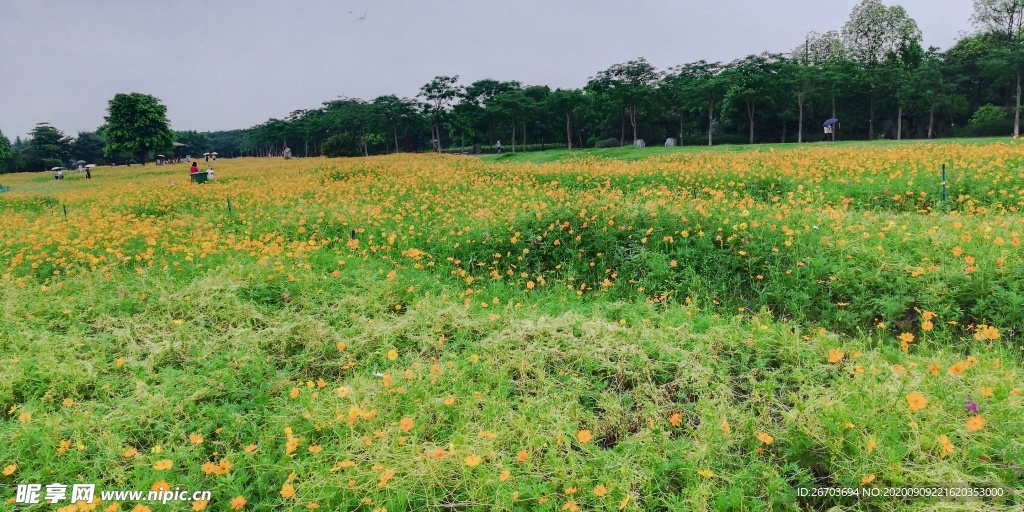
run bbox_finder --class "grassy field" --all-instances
[1,140,1023,511]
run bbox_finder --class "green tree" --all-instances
[28,123,71,170]
[418,76,462,152]
[70,131,107,164]
[102,93,174,165]
[591,58,659,145]
[842,0,922,138]
[0,127,13,173]
[546,88,586,149]
[973,0,1024,134]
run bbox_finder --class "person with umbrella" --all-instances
[823,119,839,142]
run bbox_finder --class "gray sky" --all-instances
[0,0,974,139]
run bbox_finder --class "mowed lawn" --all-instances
[1,139,1022,511]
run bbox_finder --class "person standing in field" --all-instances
[496,140,501,153]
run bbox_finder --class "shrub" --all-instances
[969,104,1007,126]
[594,138,621,148]
[586,136,598,148]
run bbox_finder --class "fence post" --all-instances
[62,204,68,222]
[227,198,233,212]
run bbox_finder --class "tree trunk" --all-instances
[897,105,903,140]
[394,127,400,153]
[679,110,685,146]
[1016,70,1021,137]
[832,96,836,119]
[797,94,804,143]
[619,110,625,146]
[868,92,875,139]
[630,105,638,144]
[511,116,516,153]
[565,111,572,150]
[928,99,936,139]
[707,101,714,146]
[781,119,786,143]
[747,102,755,144]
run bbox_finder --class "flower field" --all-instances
[1,141,1022,511]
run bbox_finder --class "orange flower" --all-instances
[229,496,246,510]
[949,361,968,375]
[123,448,138,458]
[516,450,529,462]
[377,470,396,487]
[966,416,985,431]
[576,430,593,444]
[905,392,926,412]
[151,480,170,492]
[280,483,295,499]
[756,432,774,445]
[400,417,414,432]
[937,435,955,457]
[861,474,876,485]
[867,437,876,454]
[668,413,682,427]
[464,454,482,467]
[499,469,510,482]
[594,484,608,497]
[153,459,173,471]
[2,464,16,476]
[561,500,580,512]
[827,348,844,364]
[191,500,209,511]
[189,433,204,445]
[721,420,731,434]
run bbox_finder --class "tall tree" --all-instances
[546,89,586,149]
[102,93,174,165]
[418,76,462,152]
[0,127,13,173]
[28,123,72,170]
[590,58,659,145]
[842,0,922,138]
[723,54,787,144]
[972,0,1024,135]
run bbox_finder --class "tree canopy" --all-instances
[102,93,174,165]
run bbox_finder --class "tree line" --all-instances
[4,0,1024,172]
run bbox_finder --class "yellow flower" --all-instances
[905,392,926,412]
[499,469,510,482]
[387,350,398,361]
[153,459,173,471]
[721,420,731,434]
[576,430,593,444]
[698,469,715,478]
[2,464,15,476]
[464,454,482,467]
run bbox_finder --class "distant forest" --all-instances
[5,0,1024,171]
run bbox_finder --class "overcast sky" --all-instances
[0,0,974,139]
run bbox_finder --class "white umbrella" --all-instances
[211,152,218,155]
[84,164,97,168]
[203,152,211,156]
[157,154,165,158]
[51,167,65,171]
